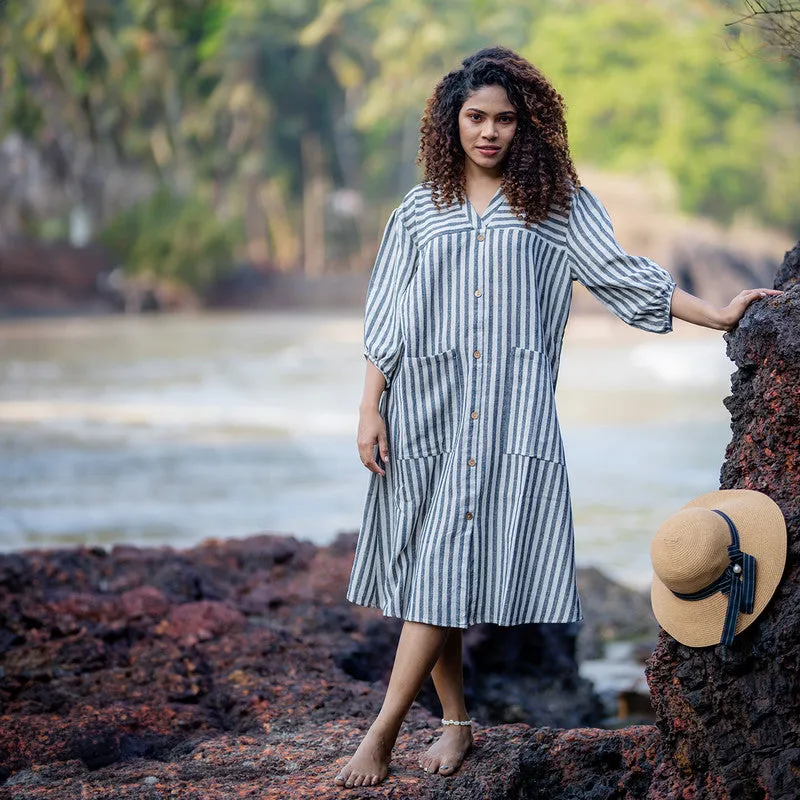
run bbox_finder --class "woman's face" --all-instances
[458,84,518,175]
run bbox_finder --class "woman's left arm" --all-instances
[566,186,783,334]
[670,286,783,331]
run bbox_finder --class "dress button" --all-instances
[474,289,483,297]
[465,512,474,520]
[471,411,479,419]
[473,350,481,359]
[477,234,485,241]
[468,458,476,467]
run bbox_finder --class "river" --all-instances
[0,311,735,589]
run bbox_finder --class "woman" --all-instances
[335,46,778,789]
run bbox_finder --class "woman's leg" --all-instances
[334,620,449,788]
[419,628,473,776]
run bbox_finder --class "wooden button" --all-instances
[473,350,481,358]
[477,233,485,241]
[465,512,474,520]
[471,411,479,419]
[468,458,476,467]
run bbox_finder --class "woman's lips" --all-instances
[476,146,501,156]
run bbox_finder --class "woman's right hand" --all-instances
[357,406,390,476]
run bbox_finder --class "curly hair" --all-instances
[418,46,579,225]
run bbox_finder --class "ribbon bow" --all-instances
[672,509,756,646]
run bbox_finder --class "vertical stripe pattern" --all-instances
[349,184,676,628]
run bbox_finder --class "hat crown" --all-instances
[650,507,731,595]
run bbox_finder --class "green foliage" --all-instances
[527,0,800,227]
[355,0,543,127]
[0,0,797,289]
[99,189,243,289]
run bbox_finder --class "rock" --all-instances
[0,533,651,794]
[576,567,659,662]
[774,242,800,291]
[645,241,800,798]
[0,720,662,799]
[668,240,778,309]
[164,601,246,645]
[459,622,604,728]
[120,586,170,620]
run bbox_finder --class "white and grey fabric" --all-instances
[347,183,676,628]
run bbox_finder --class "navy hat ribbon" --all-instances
[671,509,756,646]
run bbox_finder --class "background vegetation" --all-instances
[0,0,797,288]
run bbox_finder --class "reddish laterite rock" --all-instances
[0,534,618,798]
[645,241,800,799]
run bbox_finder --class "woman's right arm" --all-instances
[358,361,389,476]
[357,197,419,477]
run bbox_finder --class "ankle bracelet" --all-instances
[441,718,473,726]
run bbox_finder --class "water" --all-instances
[0,312,735,589]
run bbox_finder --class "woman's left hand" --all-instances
[718,288,783,330]
[670,286,783,331]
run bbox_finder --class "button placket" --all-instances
[465,226,486,528]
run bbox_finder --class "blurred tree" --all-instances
[357,0,543,197]
[0,0,797,290]
[99,187,242,289]
[527,0,800,227]
[0,0,229,231]
[184,0,380,273]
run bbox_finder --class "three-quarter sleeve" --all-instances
[566,186,676,333]
[363,204,419,390]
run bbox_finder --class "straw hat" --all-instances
[650,489,787,647]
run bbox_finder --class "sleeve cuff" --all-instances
[640,278,677,334]
[364,352,392,390]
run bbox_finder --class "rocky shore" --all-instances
[0,531,656,799]
[1,242,797,799]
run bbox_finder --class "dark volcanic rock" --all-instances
[458,621,604,728]
[0,724,662,800]
[774,241,800,292]
[0,530,638,797]
[576,567,659,662]
[645,243,800,799]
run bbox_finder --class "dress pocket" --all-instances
[392,348,463,459]
[503,346,564,463]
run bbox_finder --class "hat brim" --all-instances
[651,489,787,647]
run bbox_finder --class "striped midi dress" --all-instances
[347,183,676,628]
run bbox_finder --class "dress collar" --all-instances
[462,186,505,230]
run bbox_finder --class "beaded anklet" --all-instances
[441,718,473,726]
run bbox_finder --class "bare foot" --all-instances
[419,725,473,776]
[334,724,393,788]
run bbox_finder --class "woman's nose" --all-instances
[482,123,498,139]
